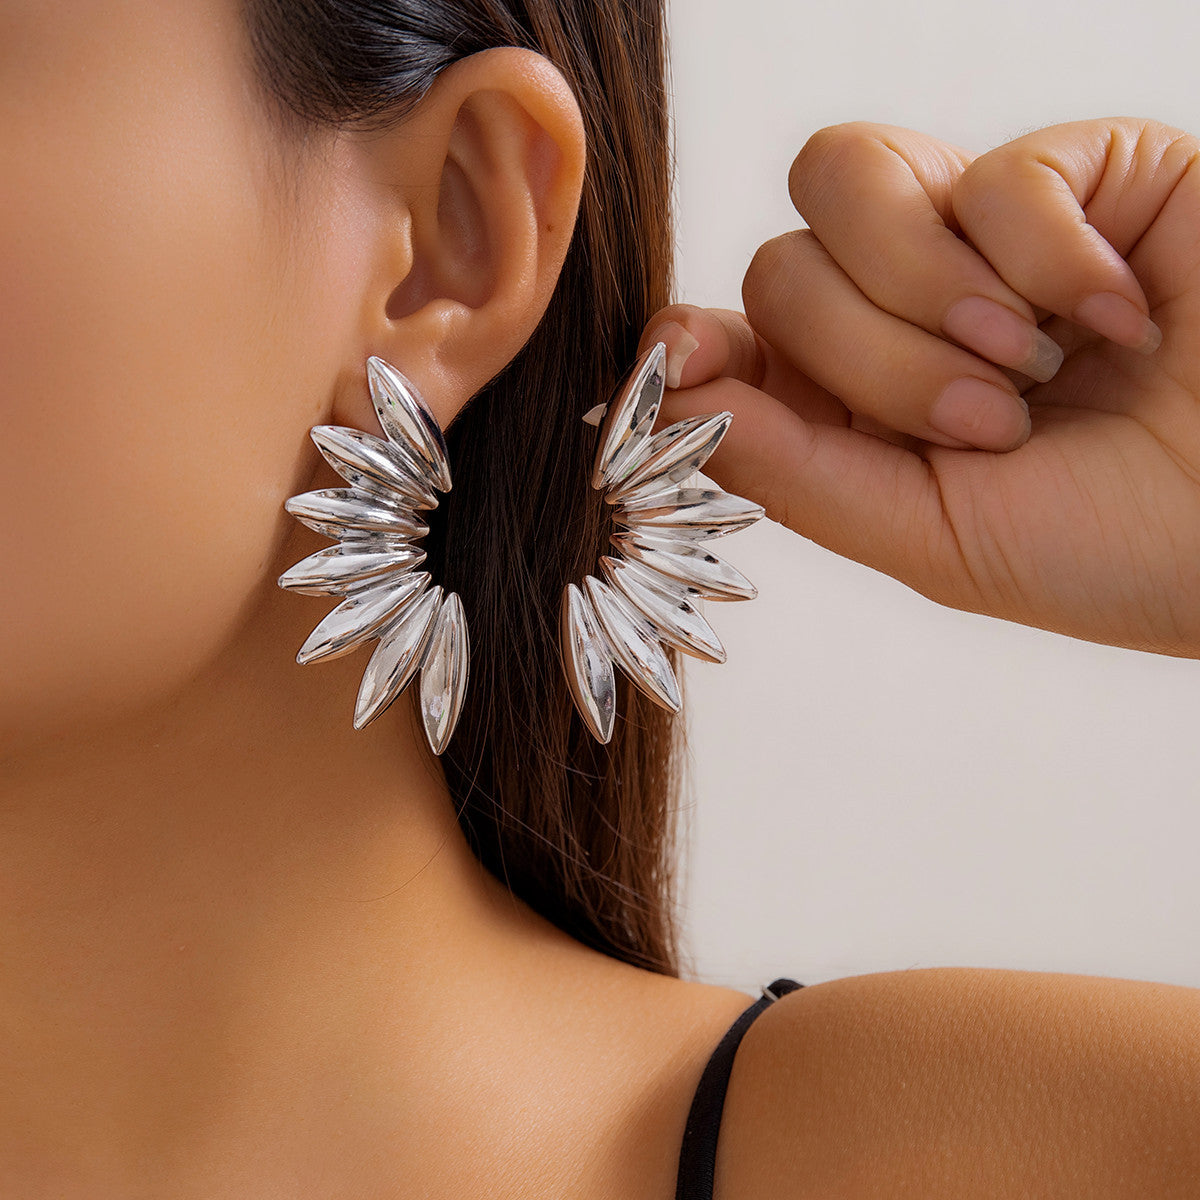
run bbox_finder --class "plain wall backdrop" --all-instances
[667,0,1200,990]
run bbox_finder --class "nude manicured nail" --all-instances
[655,322,700,389]
[942,296,1064,383]
[1072,292,1162,354]
[929,377,1030,451]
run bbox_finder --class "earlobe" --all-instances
[347,47,586,429]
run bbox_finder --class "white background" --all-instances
[668,0,1200,990]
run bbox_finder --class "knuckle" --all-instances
[1107,116,1196,160]
[742,231,793,303]
[741,229,814,327]
[1131,118,1200,179]
[788,121,884,216]
[951,154,1027,243]
[952,150,1004,216]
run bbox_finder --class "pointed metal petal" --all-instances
[296,571,429,665]
[609,532,757,601]
[418,592,470,754]
[277,542,425,596]
[366,357,452,492]
[599,556,726,664]
[608,472,692,513]
[583,576,681,713]
[310,425,438,510]
[285,487,429,541]
[337,531,419,552]
[560,583,617,743]
[607,412,732,503]
[581,403,608,428]
[603,548,693,602]
[613,487,764,540]
[591,342,667,489]
[353,585,442,729]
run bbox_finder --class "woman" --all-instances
[2,0,1196,1194]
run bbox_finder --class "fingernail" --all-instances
[929,377,1030,451]
[654,321,701,389]
[943,296,1064,383]
[1072,291,1162,354]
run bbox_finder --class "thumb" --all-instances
[637,302,766,392]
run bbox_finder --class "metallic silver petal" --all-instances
[353,585,442,729]
[613,487,764,540]
[603,548,693,602]
[296,571,429,665]
[366,357,452,492]
[418,592,470,754]
[591,342,667,489]
[310,425,437,510]
[277,542,425,596]
[607,412,732,504]
[609,473,691,513]
[560,583,617,743]
[599,556,726,664]
[285,487,429,541]
[583,576,681,713]
[609,531,757,601]
[337,531,418,552]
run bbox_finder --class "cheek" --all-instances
[0,2,361,746]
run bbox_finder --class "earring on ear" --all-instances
[278,357,469,754]
[560,342,765,744]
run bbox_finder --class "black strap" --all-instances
[674,978,804,1200]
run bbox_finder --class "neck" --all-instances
[0,524,613,1191]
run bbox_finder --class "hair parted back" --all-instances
[246,0,685,974]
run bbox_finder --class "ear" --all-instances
[335,46,586,432]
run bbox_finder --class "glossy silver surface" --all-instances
[354,585,442,730]
[607,411,732,504]
[584,576,681,712]
[296,570,430,665]
[277,541,426,596]
[284,487,429,542]
[599,555,726,664]
[560,583,617,743]
[591,342,667,489]
[280,356,470,752]
[613,487,764,539]
[559,347,764,740]
[310,424,437,511]
[367,356,452,492]
[419,592,470,755]
[608,532,757,601]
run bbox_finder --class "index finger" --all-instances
[786,122,1064,380]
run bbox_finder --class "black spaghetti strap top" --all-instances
[674,978,804,1200]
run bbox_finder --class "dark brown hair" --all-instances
[246,0,684,974]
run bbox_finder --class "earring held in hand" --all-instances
[560,341,766,743]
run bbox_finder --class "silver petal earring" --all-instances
[560,341,765,744]
[278,357,469,754]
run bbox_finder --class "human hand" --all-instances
[641,118,1200,657]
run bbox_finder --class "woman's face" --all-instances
[1,0,371,752]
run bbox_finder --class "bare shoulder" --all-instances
[715,967,1200,1199]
